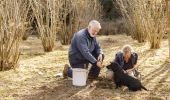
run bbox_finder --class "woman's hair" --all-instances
[122,44,134,54]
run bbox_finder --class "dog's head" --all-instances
[106,62,122,72]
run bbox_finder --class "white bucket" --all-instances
[72,68,87,86]
[105,69,113,80]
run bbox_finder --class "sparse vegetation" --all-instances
[0,0,170,99]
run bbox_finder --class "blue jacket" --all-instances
[69,28,103,65]
[114,51,138,69]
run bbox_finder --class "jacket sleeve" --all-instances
[114,53,119,63]
[133,53,138,65]
[76,35,97,64]
[94,38,103,55]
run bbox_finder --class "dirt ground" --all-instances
[0,35,170,100]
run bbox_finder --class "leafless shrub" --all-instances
[116,0,167,48]
[0,0,30,70]
[31,0,62,52]
[58,0,102,45]
[165,0,170,57]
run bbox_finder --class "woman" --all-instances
[114,45,138,76]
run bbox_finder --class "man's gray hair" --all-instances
[122,44,134,53]
[88,20,101,29]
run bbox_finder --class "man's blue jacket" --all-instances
[69,28,103,65]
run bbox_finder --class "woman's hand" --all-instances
[126,69,134,75]
[123,70,127,73]
[126,68,134,72]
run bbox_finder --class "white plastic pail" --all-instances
[72,68,87,86]
[106,69,113,80]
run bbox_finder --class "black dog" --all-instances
[106,62,147,91]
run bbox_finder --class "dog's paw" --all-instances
[122,86,128,92]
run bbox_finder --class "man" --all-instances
[63,20,104,79]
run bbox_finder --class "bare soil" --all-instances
[0,35,169,100]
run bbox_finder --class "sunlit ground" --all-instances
[0,35,169,100]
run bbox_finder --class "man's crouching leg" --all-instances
[88,54,104,79]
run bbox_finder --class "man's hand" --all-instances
[97,54,103,62]
[96,61,103,68]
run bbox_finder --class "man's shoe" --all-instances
[63,64,69,78]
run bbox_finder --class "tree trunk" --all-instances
[166,0,170,57]
[150,41,160,49]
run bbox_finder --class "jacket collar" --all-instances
[85,28,94,40]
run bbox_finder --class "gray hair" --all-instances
[88,20,101,29]
[122,44,134,54]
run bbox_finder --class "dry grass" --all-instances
[0,35,169,100]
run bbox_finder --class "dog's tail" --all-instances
[141,85,148,91]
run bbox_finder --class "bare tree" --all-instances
[145,0,167,49]
[0,0,30,70]
[30,0,101,45]
[166,0,170,57]
[116,0,147,42]
[117,0,167,49]
[31,0,62,52]
[57,0,78,45]
[58,0,102,45]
